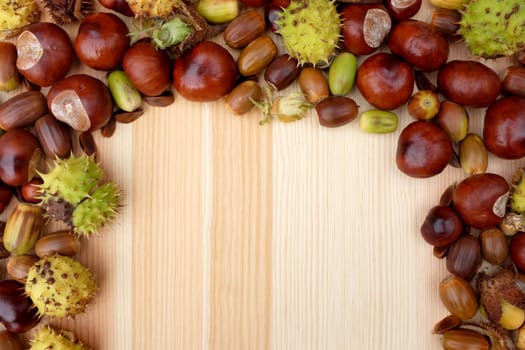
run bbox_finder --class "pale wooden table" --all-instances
[0,2,520,349]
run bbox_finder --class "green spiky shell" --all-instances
[277,0,340,66]
[25,254,97,318]
[458,0,525,58]
[38,154,120,237]
[30,326,89,350]
[39,154,103,206]
[72,183,120,236]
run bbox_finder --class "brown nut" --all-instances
[439,275,478,320]
[433,315,461,334]
[34,114,72,158]
[459,133,488,176]
[264,54,301,91]
[442,329,490,350]
[6,254,39,283]
[435,101,469,143]
[0,331,24,350]
[502,65,525,98]
[0,90,47,130]
[225,80,263,115]
[446,235,482,280]
[223,10,266,49]
[3,203,44,255]
[237,36,278,76]
[298,67,329,104]
[34,231,81,258]
[480,228,509,265]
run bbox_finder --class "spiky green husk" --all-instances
[25,254,97,318]
[30,326,89,350]
[39,154,103,206]
[277,0,340,66]
[72,183,120,236]
[38,154,120,237]
[458,0,525,58]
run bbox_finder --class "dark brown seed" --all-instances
[114,109,144,123]
[433,315,461,334]
[264,54,301,91]
[79,132,97,156]
[433,245,449,259]
[414,71,437,92]
[101,117,117,138]
[34,114,72,158]
[144,91,175,107]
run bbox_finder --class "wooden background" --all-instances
[0,1,522,349]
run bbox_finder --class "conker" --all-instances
[437,60,501,108]
[388,19,449,72]
[396,120,453,178]
[340,4,391,56]
[420,205,463,247]
[483,96,525,160]
[16,22,74,87]
[122,41,172,97]
[0,280,40,333]
[0,129,42,187]
[173,41,238,102]
[357,52,414,110]
[47,74,113,132]
[452,173,509,230]
[74,12,130,71]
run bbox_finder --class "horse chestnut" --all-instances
[173,41,238,102]
[388,19,449,72]
[74,12,130,70]
[0,280,40,333]
[420,205,463,247]
[47,74,113,132]
[438,60,501,108]
[511,232,525,273]
[357,52,414,110]
[396,120,453,178]
[452,173,509,230]
[483,96,525,159]
[16,22,74,87]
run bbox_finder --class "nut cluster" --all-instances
[0,0,524,348]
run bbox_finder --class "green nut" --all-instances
[359,109,398,134]
[328,52,357,96]
[196,0,239,24]
[3,203,44,255]
[108,70,142,112]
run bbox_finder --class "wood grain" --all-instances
[0,2,522,350]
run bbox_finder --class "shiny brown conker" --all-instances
[396,120,453,178]
[0,279,40,333]
[452,173,509,230]
[122,41,172,97]
[47,74,113,132]
[388,19,449,72]
[437,60,501,108]
[483,96,525,160]
[173,41,238,102]
[357,52,414,110]
[340,4,391,56]
[16,22,74,87]
[0,129,42,187]
[420,205,463,247]
[74,12,130,71]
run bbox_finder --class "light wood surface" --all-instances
[0,1,522,349]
